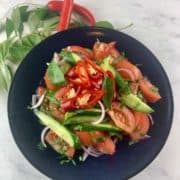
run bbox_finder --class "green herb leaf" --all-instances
[19,5,29,22]
[8,33,44,63]
[0,38,14,62]
[95,21,114,29]
[5,18,14,38]
[12,7,23,37]
[60,50,76,65]
[0,62,12,91]
[47,61,65,85]
[28,11,41,32]
[93,137,106,143]
[151,86,159,93]
[102,75,114,108]
[46,91,60,106]
[33,6,49,20]
[42,16,59,29]
[37,142,46,150]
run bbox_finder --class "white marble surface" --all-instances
[0,0,180,179]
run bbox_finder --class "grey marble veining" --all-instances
[0,0,180,179]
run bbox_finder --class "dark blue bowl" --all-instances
[8,27,173,180]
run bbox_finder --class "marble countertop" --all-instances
[0,0,179,179]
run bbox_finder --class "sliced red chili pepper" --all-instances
[58,0,74,31]
[61,97,76,112]
[55,84,73,101]
[69,61,91,87]
[85,57,105,74]
[76,89,105,108]
[91,78,103,89]
[76,61,90,84]
[48,1,96,26]
[67,66,76,78]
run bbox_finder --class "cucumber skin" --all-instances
[73,123,120,132]
[121,94,154,113]
[63,115,100,125]
[34,111,80,148]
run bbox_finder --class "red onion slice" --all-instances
[82,146,103,157]
[117,68,135,81]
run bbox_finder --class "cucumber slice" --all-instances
[63,115,100,125]
[121,94,154,113]
[63,110,101,125]
[73,123,120,132]
[34,111,80,148]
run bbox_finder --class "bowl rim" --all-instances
[7,26,174,179]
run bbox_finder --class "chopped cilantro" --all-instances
[37,142,46,151]
[151,86,159,93]
[93,137,106,143]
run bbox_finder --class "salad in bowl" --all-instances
[32,40,161,164]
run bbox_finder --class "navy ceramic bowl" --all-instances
[8,27,173,180]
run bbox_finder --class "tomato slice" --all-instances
[129,82,139,94]
[139,79,161,103]
[67,46,93,58]
[51,109,65,121]
[94,137,115,155]
[44,71,59,91]
[109,48,120,58]
[115,59,142,81]
[108,102,136,134]
[45,130,75,158]
[76,131,115,155]
[130,112,150,141]
[93,41,116,61]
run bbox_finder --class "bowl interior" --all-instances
[8,27,173,180]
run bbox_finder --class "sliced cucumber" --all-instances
[34,111,80,148]
[63,115,100,125]
[121,94,154,113]
[73,123,120,132]
[63,109,101,125]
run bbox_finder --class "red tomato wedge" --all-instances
[93,41,116,61]
[139,79,161,103]
[68,46,93,58]
[109,48,120,58]
[129,82,139,94]
[130,112,150,141]
[44,71,59,91]
[45,130,75,158]
[115,59,143,81]
[108,102,136,134]
[76,131,115,155]
[94,138,115,155]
